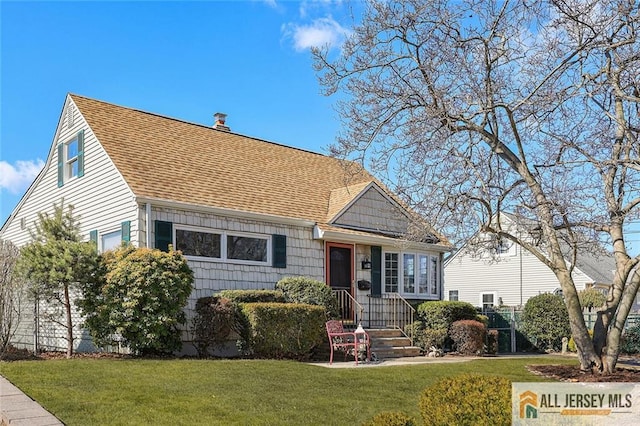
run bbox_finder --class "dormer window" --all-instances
[57,130,84,187]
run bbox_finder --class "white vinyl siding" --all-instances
[444,243,598,308]
[0,97,138,248]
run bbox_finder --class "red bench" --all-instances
[325,320,371,365]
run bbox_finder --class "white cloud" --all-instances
[0,159,45,194]
[262,0,278,9]
[285,16,351,52]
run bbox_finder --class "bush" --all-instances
[361,411,416,426]
[475,314,489,328]
[406,322,447,351]
[416,301,477,330]
[521,293,570,352]
[487,329,499,355]
[578,288,606,310]
[450,320,487,355]
[240,302,325,359]
[621,325,640,354]
[79,246,193,355]
[218,289,285,303]
[419,374,511,426]
[192,296,241,357]
[275,276,339,319]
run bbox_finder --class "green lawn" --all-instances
[0,356,576,425]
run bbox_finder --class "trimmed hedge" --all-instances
[240,302,325,359]
[419,374,511,425]
[416,301,478,330]
[522,293,570,351]
[275,276,339,319]
[218,289,286,303]
[450,320,486,355]
[192,296,241,357]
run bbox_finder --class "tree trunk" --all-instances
[63,283,73,359]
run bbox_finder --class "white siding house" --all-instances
[443,214,616,310]
[1,94,452,353]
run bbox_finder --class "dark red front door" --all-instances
[326,242,354,320]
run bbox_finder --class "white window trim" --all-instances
[480,291,498,310]
[100,228,123,253]
[174,224,271,266]
[64,137,79,181]
[383,250,440,299]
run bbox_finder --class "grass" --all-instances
[0,356,577,425]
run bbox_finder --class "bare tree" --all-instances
[0,239,24,358]
[314,0,640,374]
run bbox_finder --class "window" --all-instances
[101,230,122,252]
[495,239,516,256]
[403,254,415,293]
[418,255,428,294]
[174,225,269,265]
[480,292,496,311]
[449,290,459,301]
[66,138,79,179]
[227,235,267,262]
[384,251,440,298]
[176,228,221,258]
[384,253,399,292]
[57,130,84,187]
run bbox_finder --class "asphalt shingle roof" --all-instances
[71,94,375,224]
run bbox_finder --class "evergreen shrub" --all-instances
[419,374,511,426]
[416,301,477,330]
[240,302,325,359]
[449,320,487,355]
[275,276,339,319]
[521,293,570,351]
[621,324,640,354]
[218,289,285,303]
[192,296,241,357]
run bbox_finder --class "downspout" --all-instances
[519,244,523,307]
[145,202,151,248]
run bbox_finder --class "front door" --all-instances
[326,242,354,320]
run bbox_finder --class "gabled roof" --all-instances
[70,94,450,247]
[445,212,615,284]
[72,94,375,224]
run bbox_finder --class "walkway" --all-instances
[0,376,62,426]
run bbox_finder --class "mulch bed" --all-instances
[528,364,640,382]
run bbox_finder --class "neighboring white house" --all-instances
[1,94,452,352]
[443,213,618,311]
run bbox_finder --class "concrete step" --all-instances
[373,345,421,359]
[367,328,422,359]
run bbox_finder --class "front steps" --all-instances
[367,328,421,359]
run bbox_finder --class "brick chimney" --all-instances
[213,112,230,131]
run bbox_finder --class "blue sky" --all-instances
[0,0,359,224]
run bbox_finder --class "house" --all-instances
[1,94,452,352]
[443,213,618,311]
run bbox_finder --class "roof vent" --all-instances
[213,112,230,131]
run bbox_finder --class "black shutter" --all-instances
[371,246,382,297]
[272,234,286,268]
[155,220,173,252]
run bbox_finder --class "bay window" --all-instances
[384,251,440,298]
